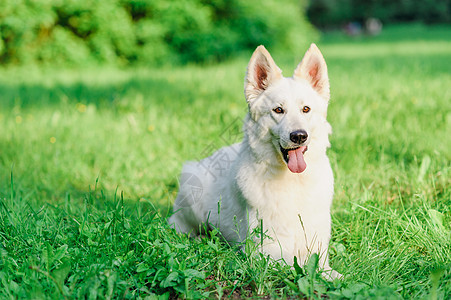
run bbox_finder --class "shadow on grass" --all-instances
[0,74,203,111]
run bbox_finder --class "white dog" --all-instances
[169,44,341,279]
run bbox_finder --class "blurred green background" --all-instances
[1,0,448,67]
[307,0,450,28]
[0,0,314,66]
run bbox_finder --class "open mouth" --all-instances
[280,146,308,163]
[280,145,308,173]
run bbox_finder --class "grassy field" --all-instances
[0,23,450,298]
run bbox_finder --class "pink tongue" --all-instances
[287,147,307,173]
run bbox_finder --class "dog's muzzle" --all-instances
[280,129,309,173]
[289,129,308,145]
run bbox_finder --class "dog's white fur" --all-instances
[169,44,340,279]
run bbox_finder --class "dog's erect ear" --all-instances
[245,45,282,102]
[293,43,330,100]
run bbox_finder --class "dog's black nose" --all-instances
[290,130,308,144]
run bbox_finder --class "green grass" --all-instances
[1,23,450,298]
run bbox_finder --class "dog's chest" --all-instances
[243,165,332,234]
[249,175,307,220]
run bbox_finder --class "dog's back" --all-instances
[169,143,243,237]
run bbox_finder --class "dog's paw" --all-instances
[322,269,343,281]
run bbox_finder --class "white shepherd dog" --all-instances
[169,44,341,279]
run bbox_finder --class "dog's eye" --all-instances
[302,106,311,113]
[273,107,284,114]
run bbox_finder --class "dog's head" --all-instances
[244,44,330,173]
